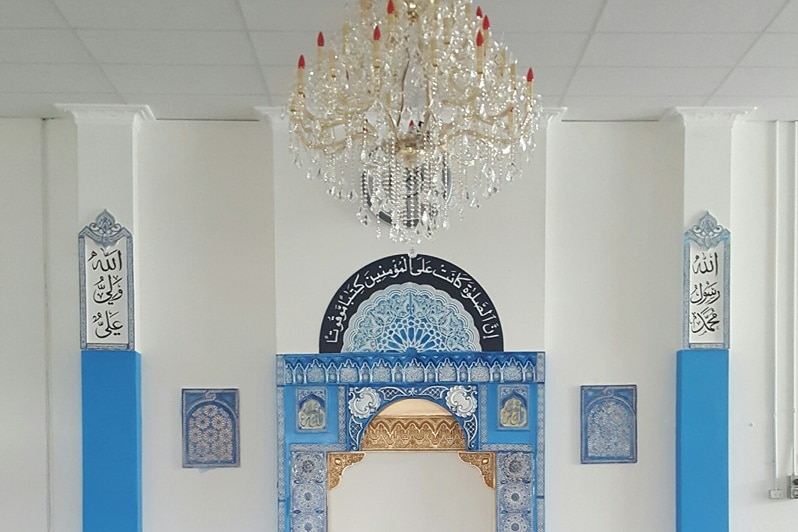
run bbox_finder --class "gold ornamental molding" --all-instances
[361,415,466,451]
[458,452,496,489]
[327,452,365,490]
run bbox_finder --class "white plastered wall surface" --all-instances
[0,116,797,532]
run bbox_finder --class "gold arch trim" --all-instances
[361,415,466,451]
[458,451,496,488]
[327,452,365,490]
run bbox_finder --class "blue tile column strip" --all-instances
[676,349,728,532]
[82,350,142,532]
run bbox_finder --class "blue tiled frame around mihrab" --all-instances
[277,350,545,532]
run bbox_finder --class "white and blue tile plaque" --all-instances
[581,385,637,464]
[79,210,135,350]
[683,212,730,349]
[182,388,240,468]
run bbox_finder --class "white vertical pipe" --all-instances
[773,121,781,489]
[793,120,798,476]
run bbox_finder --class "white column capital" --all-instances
[541,107,567,129]
[253,106,285,126]
[664,106,755,127]
[55,104,155,130]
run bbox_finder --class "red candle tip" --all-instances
[476,31,484,47]
[387,0,395,14]
[298,55,305,69]
[476,6,483,17]
[373,25,381,41]
[483,15,490,30]
[526,68,534,82]
[317,31,325,47]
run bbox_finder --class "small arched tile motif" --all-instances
[580,385,637,464]
[297,389,326,432]
[498,385,529,429]
[182,388,239,468]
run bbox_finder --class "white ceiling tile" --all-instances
[0,64,116,93]
[739,33,798,67]
[482,0,606,33]
[559,95,706,121]
[238,0,347,31]
[531,67,574,97]
[0,93,123,119]
[568,67,730,96]
[0,30,94,63]
[768,0,798,31]
[78,30,256,65]
[0,0,67,28]
[715,68,798,97]
[582,33,757,67]
[250,31,317,66]
[102,65,266,94]
[598,0,786,32]
[120,93,269,119]
[501,32,589,67]
[53,0,245,30]
[262,66,298,102]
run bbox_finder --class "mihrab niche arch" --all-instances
[278,255,545,532]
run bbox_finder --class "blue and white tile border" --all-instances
[79,209,135,350]
[683,211,730,349]
[580,385,637,464]
[182,388,240,468]
[277,351,545,532]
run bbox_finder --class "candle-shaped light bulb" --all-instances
[476,6,483,18]
[316,31,325,65]
[296,54,305,91]
[526,67,534,96]
[387,0,395,14]
[372,25,381,64]
[476,31,484,74]
[482,15,490,44]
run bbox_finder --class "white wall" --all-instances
[136,121,276,532]
[545,122,684,532]
[3,115,798,532]
[0,119,49,532]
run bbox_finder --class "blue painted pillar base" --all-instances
[82,350,142,532]
[676,349,728,532]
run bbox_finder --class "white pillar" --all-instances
[669,107,753,226]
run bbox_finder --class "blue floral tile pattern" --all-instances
[277,351,545,532]
[580,385,637,464]
[343,283,480,352]
[182,388,239,468]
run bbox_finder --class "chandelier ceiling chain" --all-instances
[288,0,541,251]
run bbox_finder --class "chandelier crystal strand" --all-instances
[288,0,541,246]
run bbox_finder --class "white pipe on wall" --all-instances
[773,122,782,487]
[793,121,798,476]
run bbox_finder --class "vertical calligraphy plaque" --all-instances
[79,210,135,350]
[683,212,730,349]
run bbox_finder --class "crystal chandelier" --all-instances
[288,0,541,248]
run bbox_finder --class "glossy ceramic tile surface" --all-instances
[182,388,240,468]
[580,385,637,464]
[278,351,545,532]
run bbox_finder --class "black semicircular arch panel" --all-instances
[319,254,503,353]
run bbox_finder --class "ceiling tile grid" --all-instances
[0,0,795,120]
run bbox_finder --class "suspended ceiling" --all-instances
[2,0,798,121]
